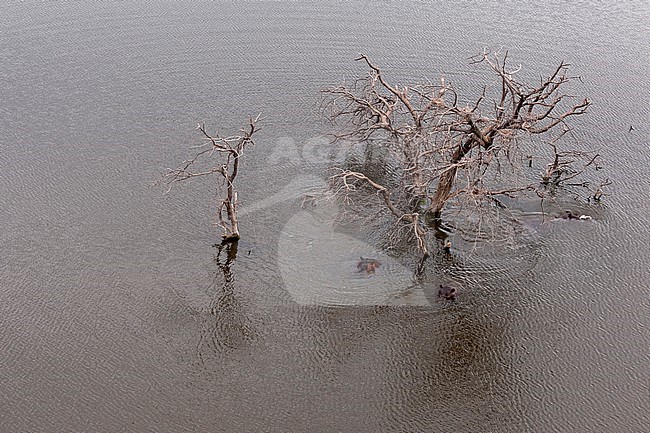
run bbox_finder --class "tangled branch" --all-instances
[324,51,602,255]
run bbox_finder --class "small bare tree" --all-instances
[324,51,601,256]
[158,115,260,242]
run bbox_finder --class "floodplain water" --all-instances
[1,1,648,432]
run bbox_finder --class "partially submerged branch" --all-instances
[332,169,429,257]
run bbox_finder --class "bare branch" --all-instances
[323,51,602,257]
[158,114,261,241]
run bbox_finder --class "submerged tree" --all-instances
[158,115,260,242]
[323,51,602,256]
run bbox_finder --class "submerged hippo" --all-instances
[559,210,592,220]
[438,284,457,301]
[357,257,381,274]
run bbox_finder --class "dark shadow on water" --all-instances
[287,300,522,431]
[196,242,255,367]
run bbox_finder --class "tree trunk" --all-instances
[220,156,241,242]
[427,166,457,221]
[425,136,477,222]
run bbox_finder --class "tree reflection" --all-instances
[197,242,254,365]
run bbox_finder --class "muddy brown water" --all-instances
[1,2,648,432]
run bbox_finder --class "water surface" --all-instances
[1,1,648,432]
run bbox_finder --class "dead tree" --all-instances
[158,115,260,242]
[323,51,600,256]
